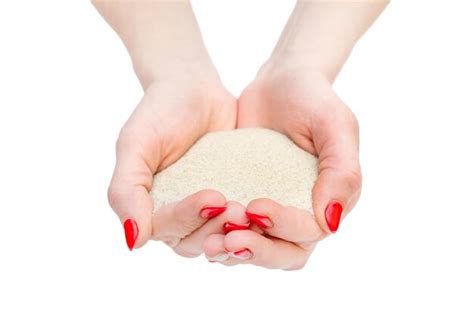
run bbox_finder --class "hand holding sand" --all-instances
[94,0,388,270]
[210,70,362,269]
[95,1,237,250]
[199,0,387,269]
[108,76,236,250]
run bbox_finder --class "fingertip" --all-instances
[200,206,226,219]
[312,169,358,234]
[325,200,344,233]
[246,198,277,228]
[246,198,274,214]
[108,184,153,250]
[189,189,228,219]
[122,215,153,250]
[195,189,227,207]
[123,218,138,250]
[313,198,338,235]
[313,199,344,234]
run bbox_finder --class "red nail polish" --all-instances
[200,206,226,219]
[231,248,253,260]
[245,212,273,228]
[223,222,250,233]
[123,219,138,251]
[325,201,343,233]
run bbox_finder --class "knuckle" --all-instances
[336,101,360,134]
[115,125,140,152]
[342,168,363,193]
[107,184,124,209]
[173,210,201,237]
[344,108,360,133]
[115,127,130,151]
[351,113,360,134]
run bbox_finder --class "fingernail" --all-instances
[200,206,226,219]
[123,219,139,251]
[245,212,273,228]
[223,222,250,233]
[229,248,253,260]
[325,201,343,233]
[206,253,229,262]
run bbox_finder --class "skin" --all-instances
[94,1,239,253]
[93,0,389,269]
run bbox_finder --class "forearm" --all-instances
[92,0,213,89]
[269,0,389,82]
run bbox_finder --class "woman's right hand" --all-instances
[107,65,247,254]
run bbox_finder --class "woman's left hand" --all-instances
[202,60,362,270]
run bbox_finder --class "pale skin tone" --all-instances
[93,0,388,270]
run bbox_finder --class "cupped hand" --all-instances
[204,61,362,269]
[107,65,243,253]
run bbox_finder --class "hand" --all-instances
[107,65,242,253]
[96,1,251,255]
[202,60,362,270]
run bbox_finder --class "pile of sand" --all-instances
[150,128,318,212]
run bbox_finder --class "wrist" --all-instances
[133,53,217,90]
[95,0,215,89]
[267,32,354,83]
[256,53,335,84]
[265,0,388,83]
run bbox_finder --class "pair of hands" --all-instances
[107,56,362,270]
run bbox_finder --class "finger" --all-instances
[174,201,250,257]
[246,198,323,248]
[108,122,162,250]
[152,189,227,244]
[202,234,244,267]
[202,234,232,263]
[311,107,362,234]
[223,230,311,270]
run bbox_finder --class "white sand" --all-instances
[150,128,318,212]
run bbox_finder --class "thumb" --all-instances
[312,112,362,234]
[312,166,362,234]
[108,127,160,250]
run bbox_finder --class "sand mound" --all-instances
[150,128,318,212]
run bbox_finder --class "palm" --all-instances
[109,73,237,249]
[237,67,361,234]
[120,76,237,175]
[199,69,362,269]
[238,68,357,157]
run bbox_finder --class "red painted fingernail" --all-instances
[325,201,343,233]
[123,219,139,251]
[230,248,253,260]
[245,212,273,228]
[200,206,226,219]
[223,222,250,233]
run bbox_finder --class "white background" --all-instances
[0,1,473,313]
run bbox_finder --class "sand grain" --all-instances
[151,128,318,212]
